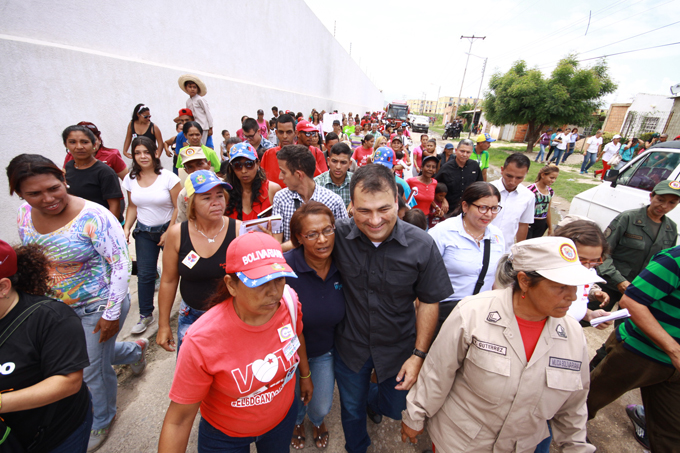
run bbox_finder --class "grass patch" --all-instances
[487,147,599,202]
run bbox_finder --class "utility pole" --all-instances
[453,35,485,125]
[469,57,488,138]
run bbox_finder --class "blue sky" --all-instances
[304,0,680,106]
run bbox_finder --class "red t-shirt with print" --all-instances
[352,146,374,167]
[406,177,437,215]
[169,291,303,437]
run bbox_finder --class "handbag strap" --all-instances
[473,239,491,295]
[281,285,297,333]
[0,300,50,349]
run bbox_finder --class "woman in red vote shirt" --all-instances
[407,155,439,216]
[351,135,375,167]
[158,232,313,453]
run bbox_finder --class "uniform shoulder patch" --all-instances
[604,227,612,238]
[486,311,501,323]
[634,219,644,225]
[556,324,567,338]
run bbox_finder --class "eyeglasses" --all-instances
[303,131,318,137]
[579,257,603,268]
[470,203,502,214]
[231,160,257,170]
[301,225,335,241]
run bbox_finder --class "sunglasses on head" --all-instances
[231,159,257,170]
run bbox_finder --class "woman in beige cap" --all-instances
[401,236,600,453]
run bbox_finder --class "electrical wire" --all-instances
[580,19,680,55]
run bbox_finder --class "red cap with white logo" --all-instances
[0,240,18,279]
[225,232,297,288]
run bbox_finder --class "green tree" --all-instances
[483,55,616,151]
[457,102,475,126]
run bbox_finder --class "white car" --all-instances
[569,141,680,240]
[412,116,430,133]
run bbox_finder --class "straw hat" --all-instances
[178,74,207,96]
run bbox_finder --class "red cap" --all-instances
[296,120,318,133]
[224,232,297,288]
[0,240,18,279]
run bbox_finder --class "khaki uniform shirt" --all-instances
[598,206,677,286]
[403,288,594,453]
[176,187,188,224]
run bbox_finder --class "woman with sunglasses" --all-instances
[122,103,170,159]
[285,202,345,450]
[224,143,281,221]
[428,182,506,335]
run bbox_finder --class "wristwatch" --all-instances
[412,348,428,359]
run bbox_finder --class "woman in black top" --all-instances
[63,125,123,220]
[156,170,241,353]
[0,240,91,453]
[122,103,170,159]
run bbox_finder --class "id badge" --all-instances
[283,362,298,386]
[283,335,300,361]
[182,251,200,269]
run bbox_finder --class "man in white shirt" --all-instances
[549,128,568,164]
[595,134,621,180]
[490,153,535,252]
[581,130,603,175]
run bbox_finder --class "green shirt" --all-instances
[472,150,489,171]
[175,145,222,172]
[617,245,680,366]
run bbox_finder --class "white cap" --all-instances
[509,237,605,286]
[613,134,622,139]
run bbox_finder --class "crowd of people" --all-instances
[2,73,679,453]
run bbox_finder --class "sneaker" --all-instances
[88,417,115,452]
[626,404,649,449]
[154,265,162,292]
[130,338,149,375]
[131,314,154,334]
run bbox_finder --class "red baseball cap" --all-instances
[174,108,194,122]
[0,240,18,279]
[224,232,297,288]
[296,120,318,133]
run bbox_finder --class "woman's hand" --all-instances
[157,324,176,352]
[94,318,120,343]
[165,145,173,158]
[400,421,423,444]
[585,309,613,330]
[124,227,131,243]
[256,221,274,237]
[299,375,314,406]
[158,232,168,247]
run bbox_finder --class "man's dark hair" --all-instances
[325,132,339,142]
[403,208,428,230]
[276,113,295,128]
[503,153,531,170]
[272,106,278,112]
[350,164,397,202]
[329,142,352,158]
[242,118,259,134]
[435,182,448,194]
[277,145,316,179]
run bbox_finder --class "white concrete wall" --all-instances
[0,0,383,242]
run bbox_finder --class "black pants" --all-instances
[545,145,556,161]
[527,218,548,239]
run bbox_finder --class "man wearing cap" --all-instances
[332,164,453,453]
[241,118,274,160]
[645,132,667,149]
[588,244,680,452]
[273,145,347,250]
[474,133,495,181]
[178,74,213,145]
[437,143,455,169]
[434,139,484,211]
[172,147,214,224]
[595,134,622,180]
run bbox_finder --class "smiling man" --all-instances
[331,164,452,453]
[315,142,353,208]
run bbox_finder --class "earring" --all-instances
[521,292,526,299]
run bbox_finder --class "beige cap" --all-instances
[510,237,605,286]
[180,146,207,165]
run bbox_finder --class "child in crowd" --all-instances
[403,208,428,230]
[398,196,409,220]
[178,75,213,145]
[267,119,277,144]
[428,183,448,229]
[526,165,559,238]
[220,130,231,157]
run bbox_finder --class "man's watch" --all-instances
[412,348,428,359]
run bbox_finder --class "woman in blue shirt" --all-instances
[285,201,346,450]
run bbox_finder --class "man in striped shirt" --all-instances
[587,245,680,451]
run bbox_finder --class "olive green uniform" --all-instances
[594,205,677,311]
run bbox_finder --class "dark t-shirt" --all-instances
[284,247,346,358]
[434,159,484,210]
[64,160,123,216]
[0,293,90,452]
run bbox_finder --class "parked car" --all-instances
[412,115,430,133]
[569,140,680,242]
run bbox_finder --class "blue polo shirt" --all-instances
[284,247,346,358]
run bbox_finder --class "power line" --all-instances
[579,41,680,61]
[580,19,680,55]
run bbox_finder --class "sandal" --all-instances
[314,423,329,449]
[291,424,305,450]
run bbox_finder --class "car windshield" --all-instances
[387,105,408,121]
[618,151,680,191]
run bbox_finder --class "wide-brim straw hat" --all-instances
[178,74,207,96]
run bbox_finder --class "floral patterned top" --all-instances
[17,201,131,321]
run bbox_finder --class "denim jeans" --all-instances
[533,420,553,453]
[535,144,546,162]
[295,350,335,427]
[49,391,93,453]
[562,142,575,163]
[74,295,142,430]
[133,221,169,317]
[549,148,564,164]
[197,399,297,453]
[177,300,206,353]
[581,152,598,172]
[334,354,408,453]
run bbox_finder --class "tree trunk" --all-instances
[525,121,544,152]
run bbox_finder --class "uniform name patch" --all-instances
[549,357,581,371]
[624,233,643,240]
[473,337,507,356]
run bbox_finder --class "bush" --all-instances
[638,132,655,143]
